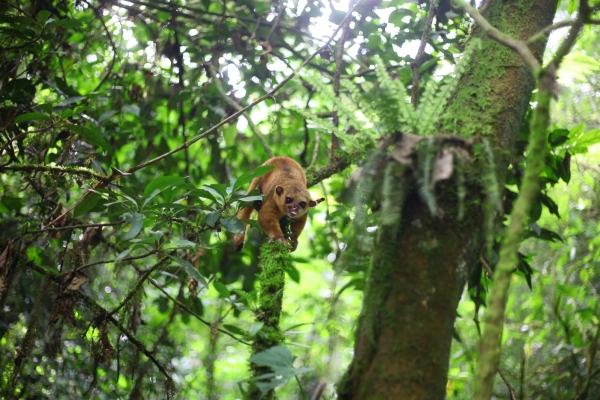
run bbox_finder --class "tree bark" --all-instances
[338,1,558,398]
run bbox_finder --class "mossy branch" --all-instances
[247,241,290,399]
[0,164,108,182]
[473,68,554,400]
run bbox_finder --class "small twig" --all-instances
[265,0,286,43]
[149,278,251,345]
[68,250,158,275]
[27,221,124,234]
[525,20,574,45]
[208,63,274,158]
[310,381,327,400]
[331,0,355,156]
[497,369,517,400]
[410,0,437,107]
[452,0,540,73]
[109,252,173,316]
[76,291,173,383]
[480,256,494,278]
[87,0,118,92]
[550,1,585,69]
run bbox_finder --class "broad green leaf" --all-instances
[122,213,144,240]
[206,184,227,202]
[566,123,585,144]
[114,249,132,262]
[122,104,140,116]
[285,264,300,283]
[59,96,86,106]
[221,216,244,234]
[205,211,220,227]
[143,176,186,197]
[233,165,276,192]
[250,346,293,369]
[248,322,264,337]
[388,8,415,26]
[37,10,51,23]
[74,193,101,217]
[235,195,263,203]
[222,324,245,336]
[169,255,208,287]
[99,110,118,123]
[213,281,231,298]
[14,112,50,123]
[575,129,600,148]
[169,239,197,248]
[189,189,219,203]
[67,124,108,151]
[54,18,83,28]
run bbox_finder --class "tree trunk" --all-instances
[338,1,558,398]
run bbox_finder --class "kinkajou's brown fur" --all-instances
[233,156,324,252]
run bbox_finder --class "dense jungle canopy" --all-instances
[1,0,600,399]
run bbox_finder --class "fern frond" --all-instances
[417,38,482,135]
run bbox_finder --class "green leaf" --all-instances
[74,193,101,217]
[54,18,83,29]
[222,124,237,147]
[285,264,300,283]
[566,123,585,144]
[222,323,245,336]
[189,189,219,203]
[169,255,208,287]
[250,346,293,369]
[205,211,220,227]
[14,112,50,123]
[548,129,569,147]
[59,96,86,106]
[221,216,244,234]
[248,322,264,337]
[540,193,560,217]
[143,176,186,197]
[67,125,108,151]
[169,239,197,248]
[122,104,140,116]
[213,281,231,298]
[99,110,118,123]
[329,10,347,24]
[37,10,51,23]
[122,213,144,240]
[233,165,276,192]
[114,249,132,262]
[575,129,600,148]
[388,8,415,26]
[206,184,227,202]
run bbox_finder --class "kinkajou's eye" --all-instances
[285,197,293,204]
[299,202,306,208]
